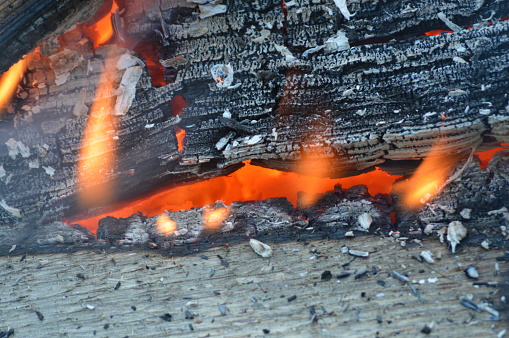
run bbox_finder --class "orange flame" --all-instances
[175,127,186,151]
[217,77,222,83]
[156,213,177,235]
[69,162,400,234]
[83,1,117,48]
[394,141,460,210]
[424,29,454,36]
[0,57,28,112]
[203,207,228,230]
[293,150,339,208]
[77,55,117,209]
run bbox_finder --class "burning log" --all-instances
[0,0,508,228]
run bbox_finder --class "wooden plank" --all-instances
[0,235,507,336]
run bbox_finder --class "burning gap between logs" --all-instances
[0,0,508,239]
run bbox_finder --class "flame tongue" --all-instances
[0,56,29,113]
[394,141,460,210]
[77,55,118,209]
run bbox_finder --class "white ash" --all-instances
[460,208,471,219]
[252,29,270,43]
[116,53,142,70]
[465,266,479,279]
[354,265,367,279]
[114,66,143,116]
[357,213,372,231]
[249,239,272,258]
[0,165,6,179]
[453,56,468,64]
[333,0,353,20]
[344,231,354,237]
[274,44,296,62]
[28,159,40,169]
[72,88,88,117]
[437,12,463,32]
[324,31,350,54]
[302,45,324,59]
[246,135,262,145]
[211,63,234,89]
[481,239,490,250]
[222,108,231,119]
[349,249,369,257]
[448,89,466,97]
[420,250,435,264]
[5,138,30,159]
[488,207,508,215]
[0,199,22,218]
[199,3,227,19]
[447,221,467,253]
[479,108,491,115]
[427,277,438,284]
[340,246,349,254]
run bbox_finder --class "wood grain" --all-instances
[0,235,506,336]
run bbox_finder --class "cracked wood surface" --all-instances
[1,0,509,224]
[0,235,507,336]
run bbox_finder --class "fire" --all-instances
[156,213,177,235]
[293,150,340,207]
[424,29,454,36]
[69,162,400,234]
[0,56,28,112]
[175,127,186,151]
[203,207,229,230]
[83,0,117,48]
[77,55,118,209]
[217,77,223,83]
[394,141,460,210]
[477,143,509,169]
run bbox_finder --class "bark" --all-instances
[0,0,508,224]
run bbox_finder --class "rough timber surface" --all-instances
[0,236,507,337]
[1,0,509,224]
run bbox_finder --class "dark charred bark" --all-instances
[0,0,508,225]
[0,0,103,73]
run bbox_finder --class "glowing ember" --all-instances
[477,143,509,169]
[175,127,186,151]
[203,207,229,230]
[0,56,28,112]
[217,77,223,83]
[69,162,400,234]
[83,1,117,48]
[77,55,118,209]
[424,29,454,36]
[156,213,177,235]
[394,142,460,210]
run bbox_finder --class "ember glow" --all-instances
[77,56,118,209]
[0,56,28,112]
[175,127,186,151]
[83,0,117,48]
[394,142,460,210]
[156,213,177,235]
[69,162,400,234]
[203,207,229,230]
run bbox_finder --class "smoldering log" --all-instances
[1,0,509,225]
[1,153,507,255]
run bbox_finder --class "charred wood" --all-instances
[0,0,508,224]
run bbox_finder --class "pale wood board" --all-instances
[0,235,506,337]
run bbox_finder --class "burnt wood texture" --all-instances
[0,0,508,225]
[0,0,103,73]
